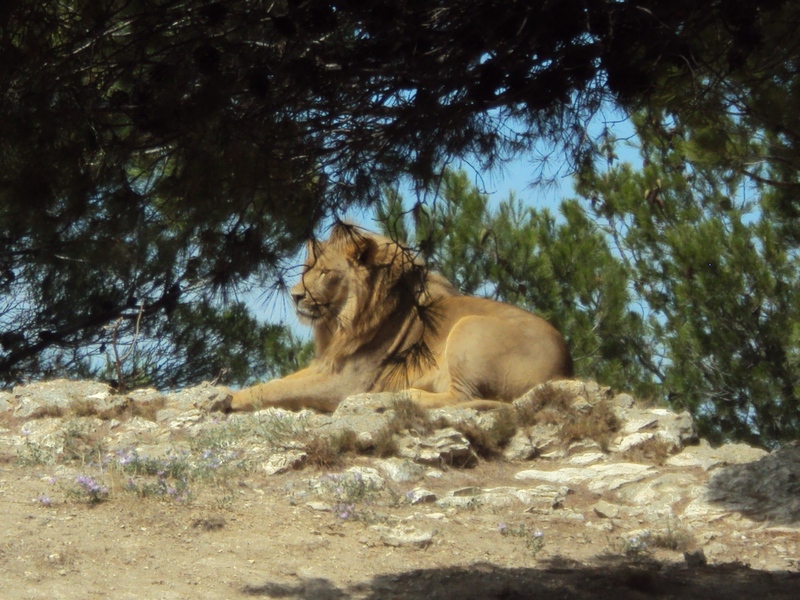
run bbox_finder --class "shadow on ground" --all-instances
[707,442,800,524]
[242,558,800,599]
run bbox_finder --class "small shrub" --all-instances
[454,406,518,456]
[370,426,397,457]
[498,522,545,556]
[303,431,357,469]
[250,409,309,445]
[29,405,64,419]
[651,521,693,552]
[562,400,620,451]
[69,399,99,418]
[516,384,574,426]
[61,421,106,464]
[130,396,167,421]
[517,384,620,451]
[69,475,110,505]
[388,397,431,434]
[18,435,52,466]
[621,436,673,465]
[608,531,653,559]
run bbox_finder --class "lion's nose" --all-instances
[291,290,306,305]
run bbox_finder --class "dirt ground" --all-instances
[2,456,799,600]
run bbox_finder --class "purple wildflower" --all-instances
[35,494,52,507]
[75,475,108,499]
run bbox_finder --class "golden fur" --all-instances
[231,223,572,412]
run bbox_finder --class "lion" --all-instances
[230,222,572,412]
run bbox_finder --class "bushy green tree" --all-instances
[577,114,800,446]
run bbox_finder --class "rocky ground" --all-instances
[0,379,799,599]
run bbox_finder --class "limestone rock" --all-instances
[666,439,768,471]
[613,408,696,453]
[315,393,399,451]
[515,462,656,493]
[371,524,433,548]
[406,488,437,504]
[0,390,11,413]
[517,485,570,510]
[502,429,538,461]
[396,427,476,466]
[262,450,307,475]
[524,423,563,456]
[163,383,231,413]
[12,380,115,419]
[593,500,621,519]
[374,457,425,483]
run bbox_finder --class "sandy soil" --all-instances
[2,455,799,600]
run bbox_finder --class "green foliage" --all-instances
[578,116,800,447]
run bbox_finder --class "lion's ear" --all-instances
[352,235,378,266]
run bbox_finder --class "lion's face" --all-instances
[290,242,353,323]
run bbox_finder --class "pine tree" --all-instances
[576,113,800,446]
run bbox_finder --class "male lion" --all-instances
[231,222,572,412]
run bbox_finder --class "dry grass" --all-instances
[388,397,431,434]
[28,404,65,419]
[516,384,574,427]
[621,436,673,466]
[561,400,621,452]
[303,430,358,469]
[516,384,621,451]
[130,396,167,421]
[453,406,518,456]
[70,399,100,418]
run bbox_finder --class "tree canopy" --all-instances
[2,1,799,407]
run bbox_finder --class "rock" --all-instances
[524,423,563,456]
[615,408,696,452]
[451,486,482,497]
[703,541,729,561]
[612,432,655,453]
[502,429,538,461]
[396,427,476,466]
[654,409,697,449]
[316,393,398,451]
[611,393,635,412]
[567,452,606,466]
[161,383,231,413]
[515,463,656,493]
[374,457,425,483]
[371,524,433,548]
[12,380,114,419]
[262,450,307,475]
[684,548,708,567]
[406,488,437,504]
[666,439,768,471]
[592,500,621,519]
[616,472,700,514]
[0,390,11,413]
[516,485,570,509]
